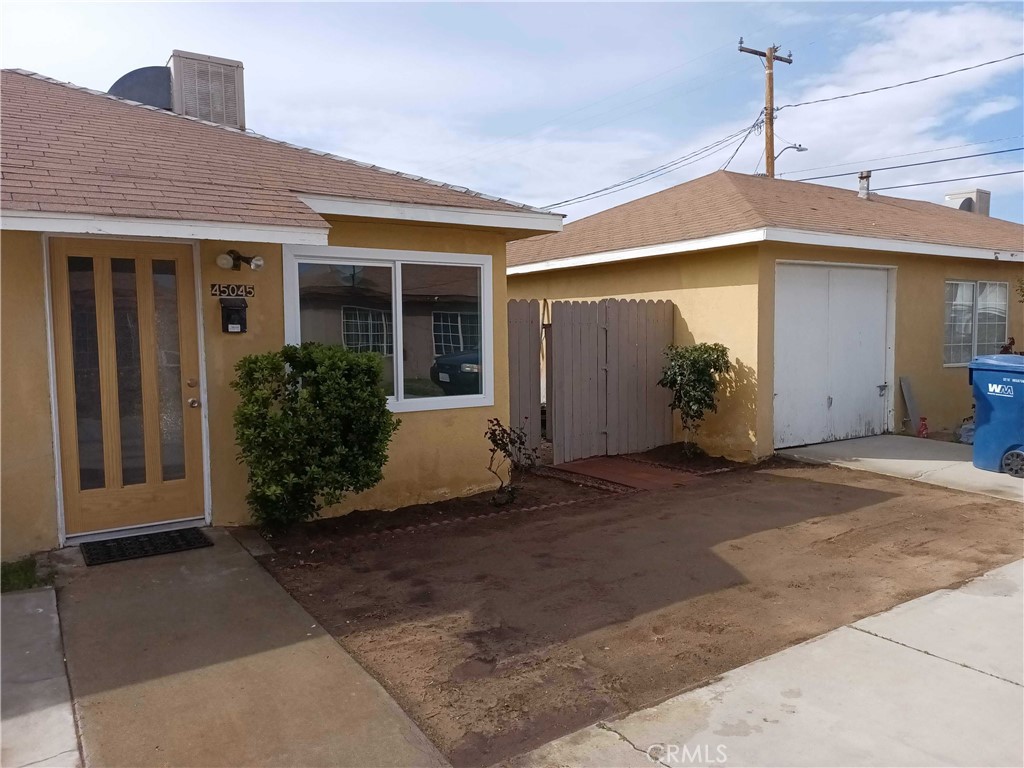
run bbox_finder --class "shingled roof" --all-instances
[0,69,542,233]
[508,170,1024,268]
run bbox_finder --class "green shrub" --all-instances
[232,343,400,532]
[658,342,732,447]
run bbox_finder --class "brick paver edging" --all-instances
[618,455,738,476]
[273,476,640,554]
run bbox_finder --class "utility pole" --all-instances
[738,38,793,178]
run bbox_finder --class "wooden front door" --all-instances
[50,239,205,535]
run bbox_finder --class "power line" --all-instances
[542,131,747,210]
[794,147,1023,181]
[542,125,753,209]
[874,169,1023,191]
[777,51,1023,112]
[778,136,1024,176]
[428,60,754,174]
[721,112,764,170]
[424,37,761,174]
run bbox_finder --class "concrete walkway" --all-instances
[57,528,447,767]
[780,435,1023,502]
[1,587,81,768]
[510,561,1024,767]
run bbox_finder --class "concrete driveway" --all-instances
[510,560,1024,768]
[780,435,1023,502]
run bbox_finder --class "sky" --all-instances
[2,1,1022,223]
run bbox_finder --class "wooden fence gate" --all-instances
[508,298,674,465]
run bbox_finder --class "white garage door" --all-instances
[774,264,890,449]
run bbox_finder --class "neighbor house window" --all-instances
[944,280,1008,365]
[288,247,492,411]
[432,311,481,356]
[342,307,393,355]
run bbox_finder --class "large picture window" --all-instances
[298,263,395,394]
[287,247,492,411]
[944,280,1008,365]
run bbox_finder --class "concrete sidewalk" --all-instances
[1,587,81,768]
[780,435,1023,502]
[57,528,447,767]
[510,560,1024,768]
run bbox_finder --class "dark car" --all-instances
[430,349,481,396]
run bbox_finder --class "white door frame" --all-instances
[43,233,212,546]
[773,260,897,447]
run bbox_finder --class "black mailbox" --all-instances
[220,298,248,333]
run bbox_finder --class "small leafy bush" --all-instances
[484,418,538,505]
[232,343,400,532]
[658,343,732,448]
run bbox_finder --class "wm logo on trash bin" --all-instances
[987,383,1015,398]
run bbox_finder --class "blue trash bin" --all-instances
[968,354,1024,477]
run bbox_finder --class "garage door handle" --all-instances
[827,396,833,408]
[877,383,888,396]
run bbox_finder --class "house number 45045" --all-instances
[210,284,255,298]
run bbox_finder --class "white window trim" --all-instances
[283,245,494,412]
[943,279,1010,368]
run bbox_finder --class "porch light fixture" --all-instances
[216,249,265,271]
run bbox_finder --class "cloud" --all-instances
[965,96,1020,124]
[1,2,1020,221]
[545,3,1024,219]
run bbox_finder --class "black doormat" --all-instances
[80,527,213,566]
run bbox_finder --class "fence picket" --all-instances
[522,298,672,465]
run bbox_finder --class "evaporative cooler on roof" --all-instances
[169,50,245,130]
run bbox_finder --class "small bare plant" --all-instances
[484,418,538,505]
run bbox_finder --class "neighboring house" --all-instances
[507,170,1023,462]
[0,53,562,559]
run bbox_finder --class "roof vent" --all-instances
[944,189,990,216]
[168,50,245,130]
[858,170,871,199]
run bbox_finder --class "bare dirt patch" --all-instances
[258,473,613,548]
[628,441,749,473]
[256,463,1022,767]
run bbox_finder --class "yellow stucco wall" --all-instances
[757,242,1024,436]
[0,221,512,557]
[198,240,286,527]
[205,220,511,526]
[509,240,1023,463]
[1,231,59,558]
[508,246,764,460]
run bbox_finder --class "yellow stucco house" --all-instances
[508,171,1023,462]
[0,57,562,559]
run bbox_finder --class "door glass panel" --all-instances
[111,259,146,485]
[153,260,185,481]
[67,257,104,490]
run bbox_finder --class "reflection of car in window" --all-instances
[429,348,480,396]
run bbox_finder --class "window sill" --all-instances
[942,362,970,368]
[388,393,495,413]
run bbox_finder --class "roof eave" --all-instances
[507,226,1023,275]
[299,194,563,235]
[0,210,330,245]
